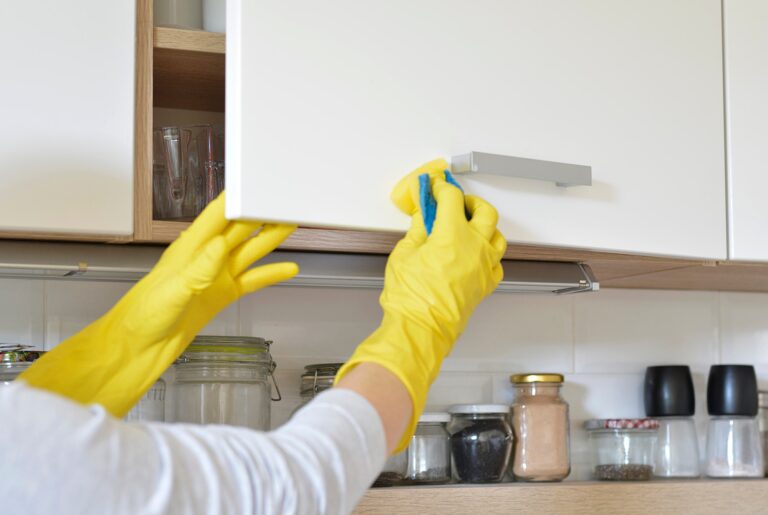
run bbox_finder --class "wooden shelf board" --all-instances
[153,28,225,111]
[355,480,768,514]
[154,27,225,54]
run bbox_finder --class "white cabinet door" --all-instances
[725,0,768,261]
[0,0,134,236]
[228,0,726,259]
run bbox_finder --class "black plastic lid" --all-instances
[707,365,758,416]
[644,365,695,417]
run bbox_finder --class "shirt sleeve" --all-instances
[0,382,387,515]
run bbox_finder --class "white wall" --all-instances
[2,277,768,480]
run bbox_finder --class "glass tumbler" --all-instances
[405,412,451,484]
[125,378,166,422]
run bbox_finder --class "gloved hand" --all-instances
[20,193,298,417]
[335,159,507,451]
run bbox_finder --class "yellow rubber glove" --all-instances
[335,160,507,451]
[20,193,298,417]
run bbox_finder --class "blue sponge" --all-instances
[419,170,464,235]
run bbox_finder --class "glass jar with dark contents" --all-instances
[0,345,43,385]
[585,418,658,480]
[448,404,513,483]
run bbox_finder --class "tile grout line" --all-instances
[41,280,48,350]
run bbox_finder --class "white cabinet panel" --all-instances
[725,0,768,260]
[0,1,134,236]
[228,0,725,259]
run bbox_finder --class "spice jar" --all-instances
[644,365,700,478]
[759,391,768,477]
[585,419,658,480]
[510,373,570,482]
[705,365,763,478]
[404,412,451,484]
[171,336,279,430]
[0,346,43,385]
[448,404,513,483]
[373,450,407,487]
[125,378,166,422]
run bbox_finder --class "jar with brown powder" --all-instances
[510,373,570,481]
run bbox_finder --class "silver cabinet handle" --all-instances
[451,151,592,187]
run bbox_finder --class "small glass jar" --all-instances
[759,391,768,477]
[585,418,658,480]
[0,346,43,385]
[373,450,408,487]
[125,378,167,422]
[171,336,279,430]
[298,363,343,408]
[404,412,451,484]
[510,373,570,482]
[705,417,764,478]
[448,404,513,483]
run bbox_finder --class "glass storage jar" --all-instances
[298,363,343,407]
[373,450,408,487]
[171,336,279,430]
[448,404,513,483]
[705,365,763,478]
[585,418,658,480]
[0,346,43,385]
[510,373,570,482]
[125,378,166,422]
[404,412,452,484]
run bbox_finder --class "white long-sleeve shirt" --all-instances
[0,382,387,515]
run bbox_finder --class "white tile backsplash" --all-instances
[444,294,574,373]
[573,289,720,374]
[720,292,768,373]
[9,275,768,479]
[0,278,44,348]
[44,280,132,349]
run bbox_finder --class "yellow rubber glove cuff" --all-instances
[19,193,299,416]
[336,160,506,452]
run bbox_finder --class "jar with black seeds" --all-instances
[448,404,513,483]
[585,418,658,481]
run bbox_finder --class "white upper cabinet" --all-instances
[228,0,726,259]
[724,0,768,261]
[0,1,135,236]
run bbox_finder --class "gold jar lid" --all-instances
[510,373,564,384]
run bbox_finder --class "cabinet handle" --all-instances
[451,151,591,187]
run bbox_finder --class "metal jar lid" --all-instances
[178,336,272,364]
[419,412,451,423]
[300,363,344,396]
[584,418,659,431]
[448,404,510,415]
[0,344,44,365]
[510,373,564,384]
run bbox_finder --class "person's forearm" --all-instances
[335,362,412,454]
[1,382,387,515]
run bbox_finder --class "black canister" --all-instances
[707,365,758,417]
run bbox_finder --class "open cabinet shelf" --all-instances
[354,479,768,514]
[153,27,225,111]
